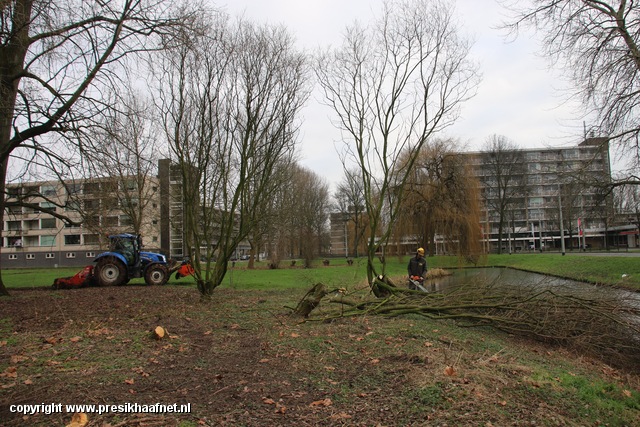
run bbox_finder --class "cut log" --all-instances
[153,326,166,340]
[66,412,88,427]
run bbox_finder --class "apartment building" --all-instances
[2,175,164,268]
[329,137,618,255]
[2,158,258,269]
[463,137,613,252]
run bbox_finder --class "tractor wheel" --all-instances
[95,257,127,286]
[145,264,168,286]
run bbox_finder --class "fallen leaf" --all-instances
[330,412,352,420]
[498,400,507,406]
[259,358,269,363]
[124,378,135,385]
[310,398,332,407]
[1,366,17,378]
[65,412,88,427]
[370,358,380,365]
[623,389,632,398]
[23,379,33,385]
[0,341,7,346]
[290,333,300,338]
[70,336,82,343]
[10,355,28,364]
[424,341,433,347]
[262,398,276,405]
[444,366,457,377]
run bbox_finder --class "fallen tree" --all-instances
[294,276,640,371]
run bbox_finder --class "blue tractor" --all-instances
[93,233,169,286]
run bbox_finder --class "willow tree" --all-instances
[316,0,479,287]
[0,0,199,296]
[395,139,483,260]
[155,15,310,298]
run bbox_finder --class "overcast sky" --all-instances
[221,0,587,189]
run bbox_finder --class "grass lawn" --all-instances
[4,252,640,290]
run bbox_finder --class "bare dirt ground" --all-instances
[1,285,639,426]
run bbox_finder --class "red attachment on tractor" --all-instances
[52,265,96,289]
[175,261,194,279]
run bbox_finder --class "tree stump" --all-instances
[371,275,396,298]
[293,283,328,317]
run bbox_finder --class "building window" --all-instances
[64,235,81,245]
[67,183,82,196]
[528,197,543,207]
[83,234,100,245]
[83,182,100,194]
[103,216,118,227]
[7,206,22,215]
[7,187,20,199]
[6,221,21,231]
[9,237,23,247]
[40,235,56,246]
[45,253,55,259]
[26,254,35,260]
[119,215,133,227]
[84,199,100,210]
[86,252,95,258]
[66,252,76,258]
[8,254,17,260]
[41,185,57,196]
[65,199,81,212]
[41,218,57,229]
[123,179,137,191]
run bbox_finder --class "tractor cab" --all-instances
[110,234,141,268]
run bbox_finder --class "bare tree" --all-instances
[501,0,640,186]
[78,90,162,238]
[155,16,310,298]
[290,165,330,267]
[0,0,199,296]
[258,163,330,268]
[333,169,366,258]
[480,135,527,254]
[316,0,479,288]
